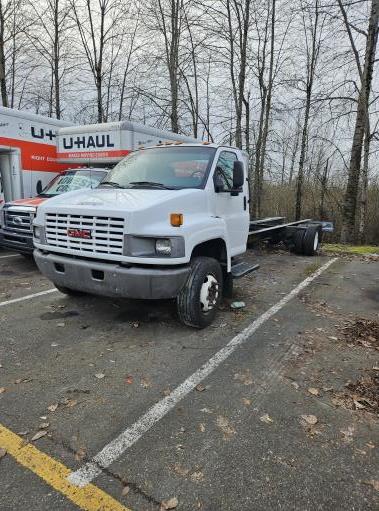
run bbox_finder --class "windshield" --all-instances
[101,146,216,190]
[40,170,107,197]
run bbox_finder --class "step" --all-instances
[231,261,260,279]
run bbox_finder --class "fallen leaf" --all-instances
[190,470,204,482]
[160,497,178,510]
[340,425,355,442]
[74,447,86,461]
[121,485,130,496]
[195,383,206,392]
[0,387,5,394]
[308,387,320,396]
[0,448,7,459]
[125,375,133,384]
[234,372,253,385]
[140,377,151,389]
[300,414,318,425]
[216,415,236,438]
[94,373,105,379]
[362,479,379,491]
[65,399,77,408]
[31,430,47,441]
[242,398,251,406]
[172,463,189,477]
[47,404,58,412]
[14,378,32,384]
[39,422,50,429]
[353,399,366,410]
[260,414,274,424]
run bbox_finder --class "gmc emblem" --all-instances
[67,228,92,239]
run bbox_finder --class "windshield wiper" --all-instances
[129,181,175,190]
[99,181,125,189]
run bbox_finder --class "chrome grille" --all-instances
[45,213,125,255]
[4,208,34,232]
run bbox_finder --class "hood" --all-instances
[38,187,204,214]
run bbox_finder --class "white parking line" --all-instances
[0,289,57,308]
[68,257,338,487]
[0,254,20,259]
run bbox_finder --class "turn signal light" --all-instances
[170,213,183,227]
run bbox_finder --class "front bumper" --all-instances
[0,229,34,253]
[34,249,190,299]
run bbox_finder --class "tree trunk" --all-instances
[257,0,276,216]
[319,158,329,220]
[340,0,379,243]
[53,0,61,118]
[358,118,370,244]
[295,101,310,220]
[0,1,8,107]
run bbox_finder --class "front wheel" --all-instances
[177,256,223,328]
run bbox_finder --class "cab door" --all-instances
[211,149,249,256]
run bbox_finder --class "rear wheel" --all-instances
[55,285,87,297]
[292,229,305,254]
[302,225,320,256]
[177,256,222,328]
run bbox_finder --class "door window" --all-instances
[214,151,237,191]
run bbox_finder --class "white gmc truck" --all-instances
[33,143,322,328]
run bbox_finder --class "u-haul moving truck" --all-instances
[0,106,72,203]
[1,116,198,254]
[56,121,198,165]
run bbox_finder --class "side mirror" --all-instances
[233,161,244,189]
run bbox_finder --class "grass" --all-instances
[322,244,379,255]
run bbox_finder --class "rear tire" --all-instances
[302,226,320,256]
[55,285,86,297]
[292,229,305,254]
[177,256,222,328]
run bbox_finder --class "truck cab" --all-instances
[33,144,251,327]
[0,168,108,255]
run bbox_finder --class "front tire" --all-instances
[55,285,87,297]
[177,256,222,328]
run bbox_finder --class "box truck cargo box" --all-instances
[0,106,72,202]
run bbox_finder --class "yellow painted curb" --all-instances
[0,423,132,511]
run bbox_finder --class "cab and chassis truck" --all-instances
[33,143,324,328]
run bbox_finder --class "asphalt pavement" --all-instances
[0,248,378,510]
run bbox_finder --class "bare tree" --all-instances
[295,0,325,220]
[70,0,122,122]
[339,0,379,242]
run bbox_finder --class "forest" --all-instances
[0,0,378,243]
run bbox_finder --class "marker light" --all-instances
[170,213,183,227]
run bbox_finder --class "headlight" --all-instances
[33,226,41,240]
[155,238,172,256]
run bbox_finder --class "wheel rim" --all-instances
[200,274,219,313]
[313,231,319,251]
